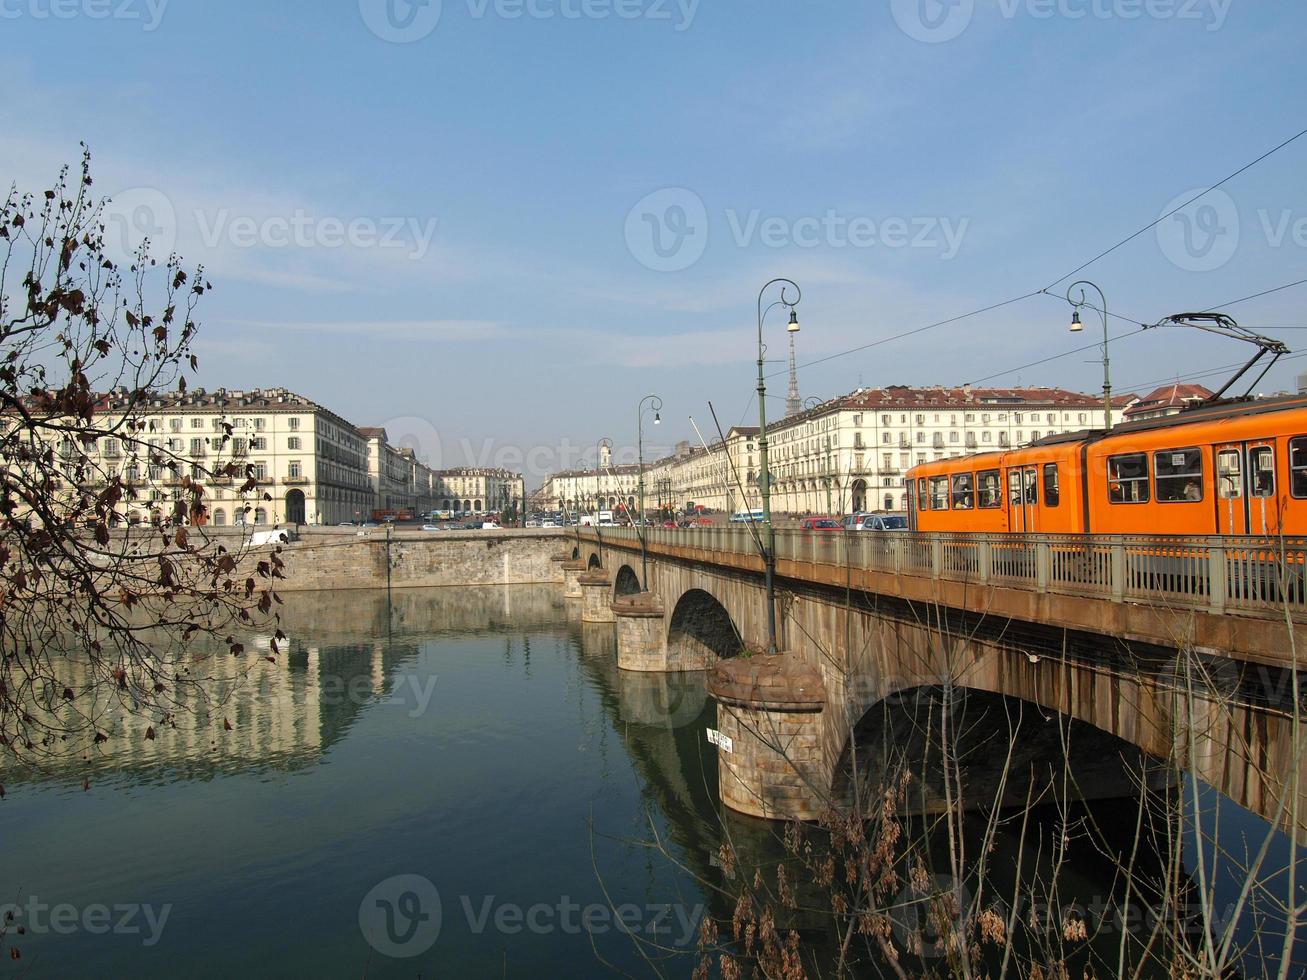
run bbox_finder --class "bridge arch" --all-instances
[614,564,641,598]
[570,545,580,560]
[830,684,1157,816]
[666,589,743,670]
[587,553,603,570]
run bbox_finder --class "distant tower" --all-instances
[786,333,802,417]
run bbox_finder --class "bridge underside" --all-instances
[574,532,1307,833]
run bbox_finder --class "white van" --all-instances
[730,509,765,523]
[247,528,296,547]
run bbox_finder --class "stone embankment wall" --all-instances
[253,530,569,592]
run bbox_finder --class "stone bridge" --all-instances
[552,526,1307,835]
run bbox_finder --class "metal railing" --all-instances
[578,526,1307,619]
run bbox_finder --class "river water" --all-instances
[0,585,1301,977]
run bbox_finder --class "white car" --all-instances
[540,520,558,528]
[481,521,501,530]
[421,523,441,531]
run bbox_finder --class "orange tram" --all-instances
[906,393,1307,538]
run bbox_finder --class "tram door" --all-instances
[1007,467,1040,533]
[1214,443,1278,535]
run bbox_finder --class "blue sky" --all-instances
[3,0,1306,481]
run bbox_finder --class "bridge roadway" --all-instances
[564,525,1307,832]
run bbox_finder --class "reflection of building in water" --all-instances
[3,586,562,787]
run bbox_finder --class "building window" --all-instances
[169,418,182,431]
[252,437,267,451]
[213,508,226,526]
[253,418,265,430]
[288,461,302,479]
[190,437,205,456]
[191,417,204,428]
[254,507,268,525]
[288,437,301,450]
[288,418,300,430]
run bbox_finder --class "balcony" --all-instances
[283,476,310,486]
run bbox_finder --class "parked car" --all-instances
[540,520,558,528]
[481,521,501,530]
[800,517,842,532]
[662,520,678,528]
[421,523,442,531]
[843,513,909,532]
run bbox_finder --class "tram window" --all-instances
[977,469,1001,509]
[1023,468,1038,505]
[929,476,949,510]
[1291,438,1307,498]
[917,477,929,512]
[1043,463,1060,507]
[1108,453,1150,504]
[1008,470,1023,507]
[1217,450,1242,499]
[1155,448,1204,503]
[1250,446,1275,498]
[951,473,974,509]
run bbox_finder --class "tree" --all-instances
[0,148,284,776]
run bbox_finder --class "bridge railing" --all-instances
[585,526,1307,618]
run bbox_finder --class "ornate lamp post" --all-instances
[756,278,802,654]
[1066,281,1113,431]
[636,393,662,590]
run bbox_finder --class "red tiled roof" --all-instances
[1123,383,1214,417]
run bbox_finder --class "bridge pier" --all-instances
[613,593,667,671]
[561,558,587,599]
[549,552,570,585]
[708,656,828,821]
[578,570,616,623]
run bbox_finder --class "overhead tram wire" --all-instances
[1043,124,1307,292]
[763,290,1045,381]
[759,126,1307,384]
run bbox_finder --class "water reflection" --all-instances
[0,585,1299,977]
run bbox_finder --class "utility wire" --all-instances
[763,127,1307,384]
[1043,125,1307,291]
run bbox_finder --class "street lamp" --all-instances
[636,393,662,590]
[1066,280,1113,431]
[756,278,802,654]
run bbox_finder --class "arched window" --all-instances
[213,508,227,526]
[441,499,450,510]
[474,499,482,513]
[254,507,268,525]
[464,499,472,512]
